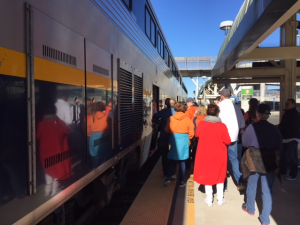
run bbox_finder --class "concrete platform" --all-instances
[121,153,300,225]
[173,170,300,225]
[120,158,176,225]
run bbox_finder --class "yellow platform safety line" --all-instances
[186,174,195,225]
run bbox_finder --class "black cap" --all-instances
[257,104,271,115]
[215,96,221,101]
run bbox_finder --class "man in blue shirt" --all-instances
[242,104,282,225]
[152,98,175,176]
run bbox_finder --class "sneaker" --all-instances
[164,179,171,186]
[179,181,186,187]
[286,176,296,181]
[241,203,254,216]
[218,198,226,206]
[171,175,177,180]
[237,184,245,191]
[204,198,213,207]
[224,188,228,192]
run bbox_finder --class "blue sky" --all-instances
[151,0,280,96]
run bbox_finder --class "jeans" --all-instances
[237,143,243,167]
[279,140,298,178]
[246,172,275,225]
[167,160,186,182]
[228,141,243,184]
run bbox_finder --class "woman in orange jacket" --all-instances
[87,102,109,168]
[164,102,194,187]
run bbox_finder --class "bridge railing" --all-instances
[175,57,217,70]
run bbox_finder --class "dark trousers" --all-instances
[186,137,197,169]
[158,137,170,175]
[167,160,186,182]
[280,140,298,178]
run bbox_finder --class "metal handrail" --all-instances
[216,0,254,60]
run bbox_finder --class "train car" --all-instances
[0,0,187,224]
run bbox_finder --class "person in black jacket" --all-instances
[152,98,176,176]
[278,99,300,181]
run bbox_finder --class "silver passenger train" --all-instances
[0,0,187,224]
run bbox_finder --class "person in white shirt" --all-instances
[218,89,245,191]
[55,91,72,125]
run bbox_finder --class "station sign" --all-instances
[241,87,253,111]
[242,89,253,95]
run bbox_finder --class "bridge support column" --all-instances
[260,83,265,102]
[190,76,199,100]
[280,14,297,116]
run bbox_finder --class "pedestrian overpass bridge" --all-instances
[175,0,300,114]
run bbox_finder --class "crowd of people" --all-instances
[152,89,300,225]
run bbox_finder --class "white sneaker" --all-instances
[204,198,213,207]
[164,179,171,186]
[218,198,226,206]
[171,175,177,180]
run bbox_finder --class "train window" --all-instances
[164,47,169,66]
[160,39,164,58]
[151,20,156,45]
[157,33,161,55]
[171,59,175,73]
[145,7,156,46]
[122,0,132,11]
[145,8,151,39]
[157,32,164,58]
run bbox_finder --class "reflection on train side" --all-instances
[87,102,110,169]
[37,103,71,196]
[34,81,114,197]
[0,76,27,206]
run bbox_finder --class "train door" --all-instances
[153,85,159,114]
[150,85,159,151]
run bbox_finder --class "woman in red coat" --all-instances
[194,104,231,207]
[37,104,71,196]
